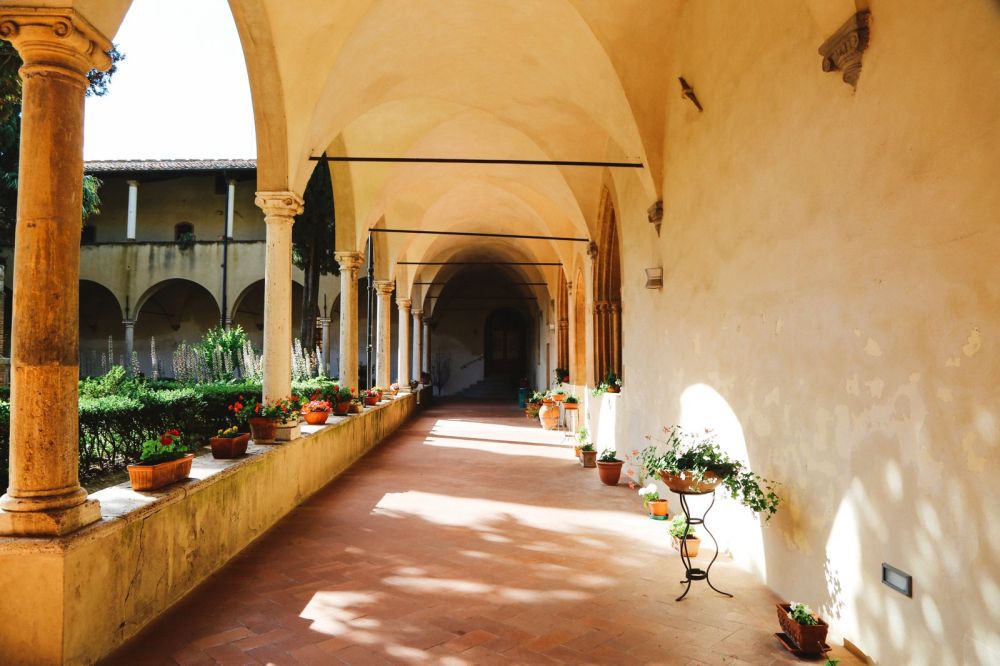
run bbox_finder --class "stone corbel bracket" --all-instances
[819,10,871,89]
[647,200,663,236]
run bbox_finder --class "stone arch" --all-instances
[593,187,622,384]
[79,280,124,376]
[230,278,304,350]
[133,279,222,376]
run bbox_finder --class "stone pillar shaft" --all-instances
[123,319,135,370]
[423,321,431,377]
[126,179,138,240]
[336,252,364,392]
[255,192,304,404]
[396,298,411,388]
[373,281,394,388]
[226,179,236,238]
[0,9,113,535]
[318,316,332,377]
[412,310,423,382]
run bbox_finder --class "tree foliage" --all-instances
[292,157,338,349]
[0,40,124,242]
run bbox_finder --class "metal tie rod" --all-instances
[397,261,561,266]
[370,228,588,243]
[310,155,643,168]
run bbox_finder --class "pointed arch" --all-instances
[593,187,622,384]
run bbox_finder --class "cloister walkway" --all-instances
[107,402,859,666]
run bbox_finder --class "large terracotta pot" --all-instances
[647,498,669,517]
[551,393,566,402]
[538,402,560,430]
[128,454,194,491]
[210,433,250,459]
[363,395,379,406]
[596,460,623,485]
[249,416,278,444]
[580,450,597,468]
[776,604,829,654]
[659,470,723,494]
[607,386,621,394]
[303,410,330,425]
[333,400,351,416]
[672,534,701,558]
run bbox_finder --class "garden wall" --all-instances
[0,391,420,665]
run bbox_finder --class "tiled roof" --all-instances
[84,158,256,173]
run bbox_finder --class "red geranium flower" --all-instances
[254,403,261,413]
[168,429,180,436]
[160,435,173,445]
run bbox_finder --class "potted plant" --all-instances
[349,398,364,414]
[525,390,544,418]
[389,382,401,396]
[275,395,303,441]
[330,386,353,415]
[640,425,781,520]
[553,367,569,386]
[603,371,622,393]
[776,602,830,654]
[551,388,567,402]
[245,397,299,444]
[596,449,623,485]
[638,483,669,518]
[580,442,597,468]
[361,388,380,406]
[301,399,331,425]
[128,429,194,491]
[563,394,579,410]
[669,515,701,558]
[210,425,250,459]
[574,427,588,459]
[409,379,419,391]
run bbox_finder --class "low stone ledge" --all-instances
[0,392,418,665]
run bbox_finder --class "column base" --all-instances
[0,499,101,537]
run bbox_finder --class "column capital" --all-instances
[317,316,331,326]
[0,8,113,77]
[255,191,304,221]
[374,280,395,296]
[126,179,139,188]
[122,318,135,328]
[335,251,364,272]
[396,297,412,310]
[412,309,424,319]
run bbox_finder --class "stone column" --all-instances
[226,179,236,238]
[396,297,411,389]
[423,320,431,378]
[412,309,424,383]
[335,252,364,392]
[373,280,394,388]
[610,301,622,378]
[123,319,135,372]
[0,10,112,536]
[255,191,304,404]
[126,179,138,241]
[318,316,332,377]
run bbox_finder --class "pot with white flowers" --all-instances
[638,483,669,518]
[776,602,830,654]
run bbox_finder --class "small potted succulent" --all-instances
[210,425,250,459]
[776,602,830,654]
[580,442,597,468]
[361,388,381,406]
[301,399,331,425]
[331,386,354,415]
[563,394,579,410]
[638,483,669,518]
[596,449,623,485]
[128,429,194,491]
[669,515,700,558]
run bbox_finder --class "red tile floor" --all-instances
[105,401,862,665]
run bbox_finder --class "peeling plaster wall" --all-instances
[614,2,1000,664]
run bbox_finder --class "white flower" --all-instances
[637,483,657,497]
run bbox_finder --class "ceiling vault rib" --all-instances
[370,228,588,242]
[310,156,642,168]
[398,261,560,266]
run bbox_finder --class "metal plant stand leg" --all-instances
[676,490,733,601]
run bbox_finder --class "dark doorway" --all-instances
[484,307,527,378]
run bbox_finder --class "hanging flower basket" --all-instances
[659,470,723,494]
[128,454,194,491]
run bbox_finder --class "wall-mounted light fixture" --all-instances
[645,267,663,290]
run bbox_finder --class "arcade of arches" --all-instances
[0,2,997,665]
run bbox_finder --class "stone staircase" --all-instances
[454,374,519,401]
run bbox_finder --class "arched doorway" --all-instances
[134,279,222,377]
[79,280,124,376]
[484,307,528,379]
[231,279,304,351]
[593,188,623,384]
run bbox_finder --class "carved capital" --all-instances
[647,200,663,224]
[819,11,870,89]
[396,297,412,310]
[0,8,112,78]
[374,280,395,297]
[334,251,364,273]
[412,309,424,320]
[255,191,304,222]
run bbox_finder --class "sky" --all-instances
[83,0,256,161]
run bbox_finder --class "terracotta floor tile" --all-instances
[102,402,864,666]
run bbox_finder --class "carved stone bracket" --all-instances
[819,11,870,89]
[647,199,663,236]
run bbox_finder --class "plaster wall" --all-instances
[0,392,419,665]
[610,3,1000,664]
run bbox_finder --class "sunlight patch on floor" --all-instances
[422,434,570,459]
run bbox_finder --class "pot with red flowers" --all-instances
[301,399,332,425]
[128,429,194,491]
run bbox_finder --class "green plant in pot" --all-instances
[553,367,569,386]
[331,386,354,415]
[127,428,194,491]
[638,483,668,518]
[603,371,622,393]
[669,515,700,558]
[641,425,781,520]
[563,394,579,410]
[776,602,830,654]
[579,442,597,468]
[596,449,623,485]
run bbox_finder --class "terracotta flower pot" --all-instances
[647,498,669,517]
[210,433,250,459]
[607,386,621,393]
[776,604,829,654]
[249,416,278,444]
[573,444,583,459]
[128,454,194,491]
[563,402,579,410]
[552,393,566,402]
[350,402,363,414]
[303,410,330,425]
[580,450,597,468]
[363,395,379,406]
[334,400,351,416]
[596,460,623,485]
[671,534,701,558]
[659,470,723,494]
[538,402,560,430]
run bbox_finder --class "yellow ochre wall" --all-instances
[614,2,1000,663]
